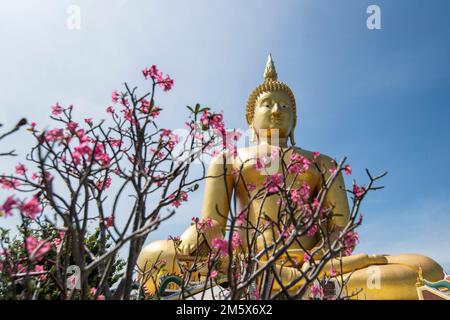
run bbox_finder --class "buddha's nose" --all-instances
[272,103,281,114]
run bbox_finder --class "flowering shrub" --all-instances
[0,65,235,299]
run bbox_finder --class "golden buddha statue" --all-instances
[137,54,444,299]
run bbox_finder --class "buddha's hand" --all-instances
[178,218,223,255]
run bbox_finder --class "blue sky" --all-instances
[0,1,449,271]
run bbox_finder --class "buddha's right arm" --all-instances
[200,153,235,231]
[178,154,235,255]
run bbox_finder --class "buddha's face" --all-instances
[252,90,294,140]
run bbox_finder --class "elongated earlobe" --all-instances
[250,126,257,143]
[289,132,296,146]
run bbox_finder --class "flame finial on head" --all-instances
[264,53,278,82]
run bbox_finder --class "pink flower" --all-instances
[90,287,105,300]
[169,192,188,208]
[344,165,352,175]
[313,151,320,159]
[211,237,229,256]
[160,128,172,137]
[106,106,114,114]
[235,210,247,226]
[142,65,162,81]
[342,231,360,256]
[45,128,64,142]
[0,196,17,217]
[288,154,311,174]
[84,118,93,125]
[25,236,51,261]
[66,121,78,133]
[159,75,174,91]
[34,264,47,281]
[105,216,114,228]
[210,270,218,279]
[352,182,366,198]
[262,173,283,193]
[231,232,242,249]
[20,196,42,220]
[15,163,27,175]
[246,183,256,192]
[310,283,324,299]
[194,217,213,233]
[329,267,337,278]
[252,157,265,171]
[329,167,337,174]
[0,178,20,190]
[96,176,111,190]
[112,91,120,103]
[51,103,63,116]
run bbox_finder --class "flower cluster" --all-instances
[142,65,174,91]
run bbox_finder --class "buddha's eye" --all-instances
[282,105,287,109]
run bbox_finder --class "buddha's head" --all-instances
[246,54,297,145]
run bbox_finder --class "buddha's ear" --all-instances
[289,132,296,146]
[250,125,257,143]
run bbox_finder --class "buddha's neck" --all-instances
[257,136,289,148]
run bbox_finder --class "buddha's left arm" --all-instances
[308,156,351,258]
[320,155,350,229]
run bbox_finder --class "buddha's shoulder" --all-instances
[291,147,335,167]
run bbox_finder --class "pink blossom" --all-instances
[210,270,218,279]
[352,183,366,198]
[121,108,134,123]
[231,232,242,249]
[45,128,64,142]
[252,157,265,171]
[0,196,17,217]
[66,121,78,133]
[34,264,47,281]
[106,106,114,114]
[262,173,283,193]
[159,75,174,91]
[194,217,213,233]
[84,118,93,125]
[246,183,256,192]
[211,237,229,256]
[235,210,247,226]
[96,176,111,190]
[111,91,120,103]
[90,287,105,300]
[105,216,114,228]
[313,151,320,159]
[25,236,51,261]
[344,165,352,175]
[310,283,324,299]
[51,103,63,116]
[142,65,163,81]
[15,163,27,175]
[169,192,188,208]
[342,231,360,256]
[329,167,337,175]
[20,196,42,220]
[329,267,337,278]
[0,178,20,190]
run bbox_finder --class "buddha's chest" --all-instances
[236,161,322,193]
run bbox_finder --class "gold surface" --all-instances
[137,55,444,299]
